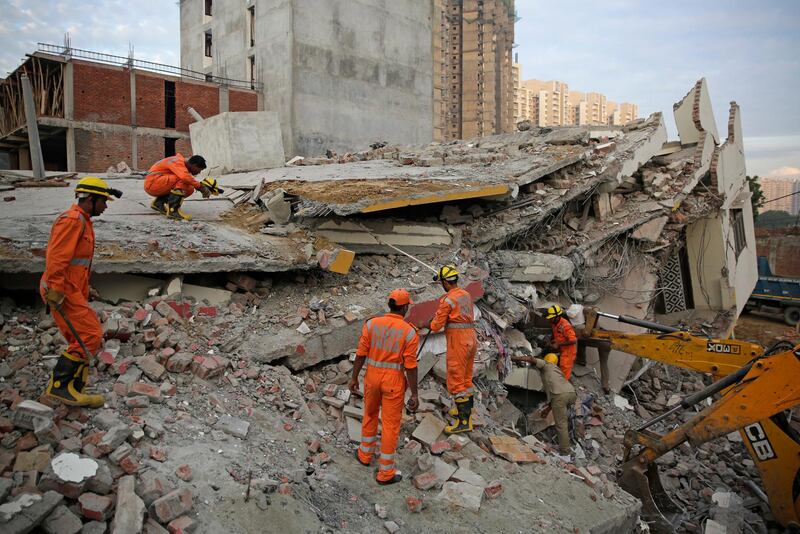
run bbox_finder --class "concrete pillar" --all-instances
[130,68,138,169]
[66,128,76,172]
[219,86,229,113]
[21,75,45,178]
[64,61,76,172]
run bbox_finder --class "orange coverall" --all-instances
[39,205,103,361]
[356,313,418,482]
[143,154,202,197]
[552,316,577,380]
[430,287,476,397]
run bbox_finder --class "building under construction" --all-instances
[433,0,516,141]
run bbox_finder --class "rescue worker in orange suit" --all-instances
[428,265,477,434]
[545,305,577,380]
[349,289,419,485]
[144,154,221,221]
[40,177,122,407]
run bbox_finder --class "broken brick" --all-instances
[175,464,193,482]
[79,492,114,521]
[484,480,504,499]
[412,471,439,491]
[149,488,193,524]
[168,515,197,534]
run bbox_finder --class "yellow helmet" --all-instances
[75,177,122,200]
[433,264,459,282]
[544,353,559,365]
[201,177,224,195]
[545,305,564,320]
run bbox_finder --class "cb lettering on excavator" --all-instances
[706,341,741,354]
[744,422,776,461]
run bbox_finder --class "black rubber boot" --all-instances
[165,192,192,221]
[445,396,473,434]
[45,352,105,408]
[150,195,169,214]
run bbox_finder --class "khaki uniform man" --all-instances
[512,353,577,454]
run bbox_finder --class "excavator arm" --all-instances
[619,344,800,532]
[583,308,762,380]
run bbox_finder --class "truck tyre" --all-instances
[783,307,800,326]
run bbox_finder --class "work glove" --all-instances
[45,289,65,306]
[198,185,211,199]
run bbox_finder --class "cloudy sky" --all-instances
[0,0,797,177]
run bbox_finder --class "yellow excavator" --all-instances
[583,309,800,532]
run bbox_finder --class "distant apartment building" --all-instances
[180,0,434,157]
[512,66,638,127]
[0,43,257,173]
[521,79,569,127]
[433,0,515,141]
[761,175,800,214]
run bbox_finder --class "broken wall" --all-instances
[189,111,285,173]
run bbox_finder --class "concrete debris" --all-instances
[436,481,484,512]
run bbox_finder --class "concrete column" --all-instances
[130,69,138,169]
[219,86,229,112]
[21,75,45,179]
[64,61,76,172]
[66,128,76,172]
[64,62,74,120]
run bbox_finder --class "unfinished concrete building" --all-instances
[433,0,516,141]
[0,44,258,173]
[180,0,434,157]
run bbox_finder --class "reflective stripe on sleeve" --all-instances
[445,322,474,330]
[70,258,91,267]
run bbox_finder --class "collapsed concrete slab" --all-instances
[0,179,314,275]
[488,251,574,282]
[189,111,285,173]
[312,219,454,254]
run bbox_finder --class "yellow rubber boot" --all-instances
[445,396,473,434]
[150,195,169,214]
[448,393,473,417]
[45,352,105,408]
[165,191,192,221]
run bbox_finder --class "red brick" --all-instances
[133,308,149,322]
[168,515,197,534]
[405,496,423,513]
[129,382,162,403]
[74,129,133,173]
[412,471,439,490]
[149,488,193,523]
[135,72,166,129]
[119,455,140,475]
[78,492,114,521]
[430,441,451,456]
[74,62,131,124]
[150,447,167,462]
[484,480,503,499]
[190,355,228,379]
[197,306,217,317]
[228,89,258,112]
[175,83,218,131]
[175,464,193,482]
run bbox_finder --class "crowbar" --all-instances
[52,302,94,360]
[355,223,438,274]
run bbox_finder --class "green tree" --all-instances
[746,175,766,219]
[755,210,795,228]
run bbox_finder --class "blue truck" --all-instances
[747,256,800,325]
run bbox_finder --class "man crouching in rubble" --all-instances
[511,353,577,456]
[144,153,221,221]
[349,289,419,485]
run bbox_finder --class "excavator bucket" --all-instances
[619,460,686,533]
